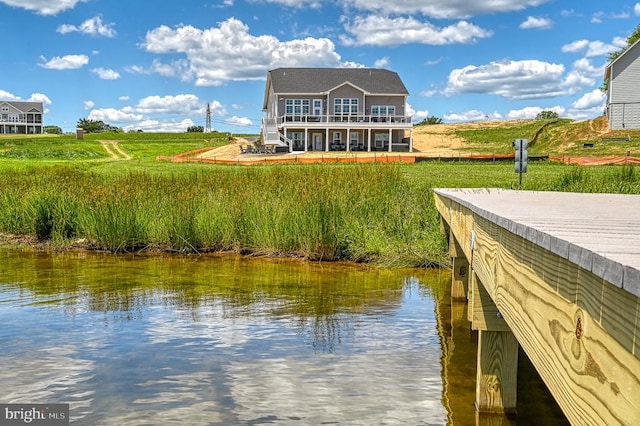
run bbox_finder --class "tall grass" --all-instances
[1,161,638,266]
[0,164,449,266]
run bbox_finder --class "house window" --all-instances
[374,133,389,149]
[371,105,396,117]
[313,99,322,116]
[333,131,342,145]
[350,132,359,146]
[285,99,310,116]
[334,98,358,116]
[286,132,305,150]
[1,107,8,112]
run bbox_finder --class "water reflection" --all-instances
[0,250,568,425]
[0,250,450,425]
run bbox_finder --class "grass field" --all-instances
[0,125,638,267]
[442,116,640,156]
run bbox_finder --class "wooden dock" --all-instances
[433,188,640,425]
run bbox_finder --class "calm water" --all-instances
[0,249,567,425]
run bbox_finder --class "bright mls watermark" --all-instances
[0,404,68,425]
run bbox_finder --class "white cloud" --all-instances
[132,94,209,115]
[84,100,95,110]
[566,90,606,119]
[560,9,578,17]
[27,93,52,106]
[410,108,431,122]
[341,16,492,46]
[123,118,197,133]
[257,0,321,7]
[419,89,439,97]
[519,16,553,30]
[570,89,606,110]
[0,0,86,15]
[374,57,390,68]
[88,108,144,124]
[91,68,120,80]
[444,110,502,122]
[0,90,21,101]
[39,54,89,70]
[226,116,253,126]
[82,95,229,132]
[0,90,51,108]
[561,39,589,53]
[506,106,565,119]
[57,16,117,37]
[561,38,626,57]
[591,12,604,23]
[636,3,640,16]
[343,0,552,19]
[445,59,568,100]
[119,96,129,101]
[139,18,348,86]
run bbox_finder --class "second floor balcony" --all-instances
[276,114,412,128]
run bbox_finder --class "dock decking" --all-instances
[433,188,640,425]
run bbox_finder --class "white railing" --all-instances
[277,114,412,126]
[0,118,42,124]
[262,117,289,147]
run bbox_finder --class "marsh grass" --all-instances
[1,143,639,266]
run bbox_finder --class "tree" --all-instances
[44,125,63,135]
[535,110,559,120]
[187,125,204,133]
[77,118,108,133]
[415,116,444,126]
[601,24,640,92]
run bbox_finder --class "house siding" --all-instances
[262,68,412,153]
[0,101,44,134]
[608,42,640,129]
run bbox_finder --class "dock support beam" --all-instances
[476,330,519,414]
[471,271,519,414]
[449,232,469,302]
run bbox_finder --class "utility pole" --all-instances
[205,103,212,133]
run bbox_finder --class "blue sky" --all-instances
[0,0,637,133]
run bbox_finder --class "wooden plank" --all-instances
[472,214,501,297]
[491,225,640,425]
[433,189,640,297]
[471,271,511,332]
[476,330,519,414]
[435,189,640,425]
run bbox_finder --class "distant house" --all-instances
[0,101,44,134]
[604,39,640,130]
[261,68,413,152]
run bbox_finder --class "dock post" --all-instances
[449,231,469,302]
[470,271,518,414]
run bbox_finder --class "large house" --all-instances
[604,39,640,130]
[0,101,44,134]
[261,68,413,152]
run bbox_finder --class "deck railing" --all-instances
[276,114,412,126]
[0,118,42,124]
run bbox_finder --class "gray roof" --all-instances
[267,68,409,95]
[0,100,43,113]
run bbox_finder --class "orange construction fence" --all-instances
[549,155,640,166]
